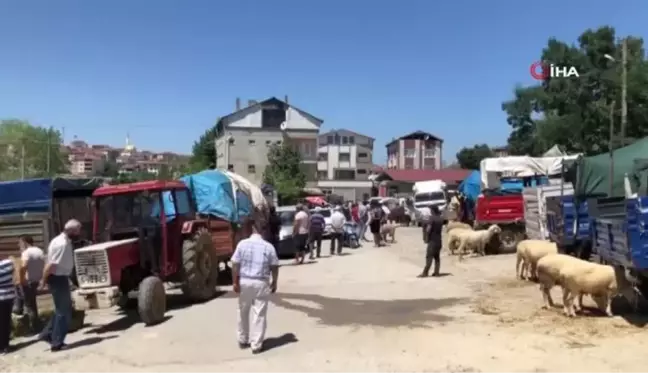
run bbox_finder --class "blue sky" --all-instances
[0,0,645,164]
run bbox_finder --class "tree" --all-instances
[0,119,68,180]
[190,124,218,172]
[502,26,648,156]
[263,143,305,202]
[456,144,494,170]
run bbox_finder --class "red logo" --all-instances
[530,61,549,80]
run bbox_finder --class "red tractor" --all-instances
[72,180,243,325]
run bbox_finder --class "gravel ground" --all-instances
[3,227,648,372]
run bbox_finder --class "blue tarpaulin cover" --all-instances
[236,190,252,220]
[180,170,238,223]
[0,178,52,215]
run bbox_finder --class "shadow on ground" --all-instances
[269,293,467,328]
[84,291,227,335]
[264,332,298,352]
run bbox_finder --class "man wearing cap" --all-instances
[39,219,81,352]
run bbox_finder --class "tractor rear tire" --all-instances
[138,276,166,326]
[498,228,523,254]
[181,228,218,301]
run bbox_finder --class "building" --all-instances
[316,129,374,200]
[69,154,105,176]
[491,145,509,157]
[214,96,322,185]
[386,131,443,170]
[369,168,472,197]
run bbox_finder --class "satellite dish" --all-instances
[280,122,287,131]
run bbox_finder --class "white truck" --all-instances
[412,180,448,213]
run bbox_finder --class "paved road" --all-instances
[4,227,648,372]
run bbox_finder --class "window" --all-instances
[301,142,314,157]
[342,136,348,145]
[266,140,272,146]
[228,138,235,145]
[357,169,367,174]
[317,153,327,161]
[173,189,192,218]
[248,165,256,174]
[327,135,334,144]
[349,136,355,145]
[317,171,328,180]
[334,134,340,145]
[335,170,355,180]
[358,152,368,158]
[339,153,350,162]
[405,163,413,169]
[276,140,282,145]
[424,148,435,158]
[404,149,416,158]
[228,164,234,171]
[248,139,256,146]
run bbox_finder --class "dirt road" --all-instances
[3,227,648,372]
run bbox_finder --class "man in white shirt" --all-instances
[231,218,279,354]
[329,207,346,255]
[418,206,432,242]
[292,204,310,264]
[39,219,80,352]
[15,235,44,333]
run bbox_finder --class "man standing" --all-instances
[358,201,369,242]
[308,207,325,259]
[16,235,44,334]
[418,206,445,278]
[0,256,16,354]
[231,218,279,354]
[292,204,310,264]
[329,206,346,255]
[419,206,432,242]
[39,219,80,352]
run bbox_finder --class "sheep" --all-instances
[535,254,583,313]
[456,225,502,261]
[515,239,559,281]
[445,221,473,233]
[560,260,618,317]
[380,222,398,243]
[446,227,473,255]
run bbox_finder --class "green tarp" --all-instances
[574,136,648,198]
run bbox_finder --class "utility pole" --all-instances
[46,127,52,175]
[620,38,628,146]
[609,100,616,195]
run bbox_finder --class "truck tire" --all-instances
[498,228,523,254]
[181,228,218,301]
[138,276,166,326]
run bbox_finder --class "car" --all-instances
[276,206,297,257]
[310,207,332,238]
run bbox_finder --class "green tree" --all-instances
[263,143,305,202]
[190,124,218,171]
[502,26,648,156]
[0,119,68,180]
[456,144,495,170]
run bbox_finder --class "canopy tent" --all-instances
[573,136,648,198]
[480,155,580,189]
[543,145,567,157]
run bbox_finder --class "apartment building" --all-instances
[69,154,105,176]
[214,96,322,185]
[386,130,443,170]
[316,129,373,201]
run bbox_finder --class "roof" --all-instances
[93,180,187,197]
[385,131,444,147]
[376,169,471,183]
[319,129,375,141]
[217,97,324,129]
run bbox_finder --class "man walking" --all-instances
[292,204,310,264]
[329,206,346,255]
[418,206,445,278]
[39,219,80,352]
[308,207,325,259]
[231,218,279,354]
[358,201,369,241]
[0,256,16,354]
[15,235,44,334]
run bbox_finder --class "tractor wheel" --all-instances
[498,228,522,254]
[138,276,166,326]
[181,228,218,301]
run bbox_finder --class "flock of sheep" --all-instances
[444,223,618,318]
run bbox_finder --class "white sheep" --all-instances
[456,225,502,261]
[445,221,473,233]
[515,239,558,281]
[447,227,472,255]
[560,260,618,317]
[536,254,583,313]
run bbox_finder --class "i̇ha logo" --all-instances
[530,61,580,80]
